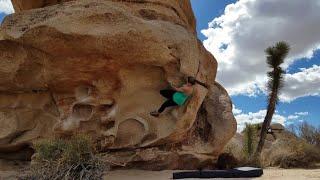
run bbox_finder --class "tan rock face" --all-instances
[0,0,236,169]
[11,0,73,12]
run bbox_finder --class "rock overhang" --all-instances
[0,0,236,170]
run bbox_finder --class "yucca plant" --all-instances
[255,41,290,157]
[243,123,258,159]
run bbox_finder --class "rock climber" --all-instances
[150,76,207,117]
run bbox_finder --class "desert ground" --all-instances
[1,160,320,179]
[2,168,319,180]
[104,168,320,180]
[105,168,320,180]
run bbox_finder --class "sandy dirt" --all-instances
[0,167,319,179]
[104,168,320,180]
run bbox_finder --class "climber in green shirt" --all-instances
[150,77,196,117]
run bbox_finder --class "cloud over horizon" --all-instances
[233,105,309,132]
[202,0,320,102]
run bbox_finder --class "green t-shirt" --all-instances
[173,92,189,106]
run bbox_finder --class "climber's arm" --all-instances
[172,86,184,92]
[173,86,192,94]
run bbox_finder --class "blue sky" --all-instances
[0,0,319,131]
[191,0,236,40]
[190,0,320,131]
[0,13,5,20]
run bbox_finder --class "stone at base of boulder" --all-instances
[104,147,216,170]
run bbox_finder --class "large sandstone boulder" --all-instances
[0,0,236,169]
[11,0,73,12]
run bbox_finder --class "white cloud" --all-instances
[234,108,309,132]
[0,0,14,14]
[202,0,320,101]
[288,115,299,120]
[235,109,286,132]
[232,105,243,115]
[295,112,309,116]
[280,65,320,102]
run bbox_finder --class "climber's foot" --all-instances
[150,111,160,117]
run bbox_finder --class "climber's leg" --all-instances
[150,99,177,117]
[160,89,176,99]
[158,99,178,113]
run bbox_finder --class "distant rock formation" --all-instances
[0,0,236,169]
[226,123,302,167]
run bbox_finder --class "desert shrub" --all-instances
[223,123,320,168]
[34,138,66,161]
[287,122,320,147]
[264,138,320,168]
[60,134,94,165]
[297,122,320,147]
[242,123,258,159]
[222,126,261,167]
[22,134,109,180]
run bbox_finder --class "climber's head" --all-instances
[187,76,208,88]
[187,76,196,86]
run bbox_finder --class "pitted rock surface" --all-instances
[0,0,236,169]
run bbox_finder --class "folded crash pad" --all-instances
[173,167,263,179]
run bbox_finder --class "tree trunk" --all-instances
[255,91,277,157]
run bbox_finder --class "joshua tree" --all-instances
[255,41,290,157]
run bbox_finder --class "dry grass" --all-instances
[262,122,320,168]
[223,123,320,169]
[21,134,109,180]
[289,122,320,147]
[262,138,320,168]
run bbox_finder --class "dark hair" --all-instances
[187,76,196,85]
[187,76,208,88]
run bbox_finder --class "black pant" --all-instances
[158,89,178,113]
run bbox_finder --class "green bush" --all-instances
[60,134,93,165]
[34,138,66,161]
[242,123,258,159]
[222,124,261,167]
[23,134,109,180]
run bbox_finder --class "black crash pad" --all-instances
[173,167,263,179]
